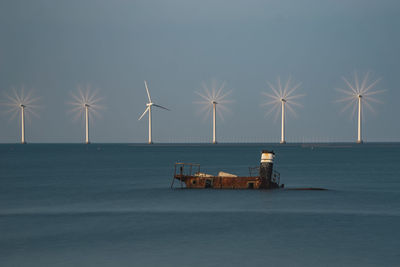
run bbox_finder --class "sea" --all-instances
[0,143,399,267]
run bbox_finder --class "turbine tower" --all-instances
[262,77,304,144]
[280,98,286,144]
[85,103,90,144]
[138,81,170,144]
[20,104,26,144]
[337,72,384,143]
[357,94,362,143]
[68,85,104,144]
[212,100,217,144]
[1,87,40,144]
[195,80,233,144]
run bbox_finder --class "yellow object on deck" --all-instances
[218,171,238,177]
[194,172,214,177]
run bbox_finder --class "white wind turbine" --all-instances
[336,71,384,143]
[138,81,170,144]
[68,85,104,144]
[195,81,233,144]
[2,87,40,144]
[262,77,304,144]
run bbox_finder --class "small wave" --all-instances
[1,208,400,217]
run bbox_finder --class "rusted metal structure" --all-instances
[171,150,283,189]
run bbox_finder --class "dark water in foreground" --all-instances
[1,143,400,266]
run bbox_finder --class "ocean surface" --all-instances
[1,143,399,267]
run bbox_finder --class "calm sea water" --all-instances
[1,143,399,266]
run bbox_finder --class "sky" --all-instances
[0,0,399,143]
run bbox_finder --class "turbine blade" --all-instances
[261,91,280,100]
[351,101,357,119]
[9,109,19,121]
[28,109,40,118]
[336,96,356,103]
[215,81,226,99]
[365,97,383,105]
[267,81,281,98]
[273,104,281,122]
[286,93,305,101]
[211,80,217,100]
[287,101,303,108]
[144,81,152,102]
[286,103,297,117]
[261,99,280,107]
[195,91,211,102]
[340,98,357,114]
[335,88,355,96]
[264,102,280,120]
[198,103,212,114]
[138,107,149,120]
[354,71,360,93]
[217,89,232,102]
[285,82,302,98]
[364,89,385,97]
[364,100,375,114]
[360,72,370,93]
[193,100,211,105]
[202,82,213,100]
[342,77,357,94]
[363,78,381,94]
[218,99,235,105]
[277,76,282,96]
[153,104,170,111]
[283,76,291,97]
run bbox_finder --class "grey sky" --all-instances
[0,0,399,143]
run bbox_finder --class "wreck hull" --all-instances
[174,175,279,189]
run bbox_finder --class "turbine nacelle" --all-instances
[146,103,153,107]
[212,100,218,105]
[20,104,26,108]
[357,94,362,98]
[84,103,90,108]
[281,98,286,103]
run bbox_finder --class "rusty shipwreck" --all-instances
[171,150,283,189]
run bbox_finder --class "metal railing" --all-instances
[272,170,280,185]
[171,163,201,188]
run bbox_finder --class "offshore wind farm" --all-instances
[0,75,388,144]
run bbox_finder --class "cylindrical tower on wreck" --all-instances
[259,150,275,188]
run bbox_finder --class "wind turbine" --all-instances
[336,71,384,143]
[195,80,233,144]
[138,81,170,144]
[1,87,40,144]
[68,85,104,144]
[262,77,304,144]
